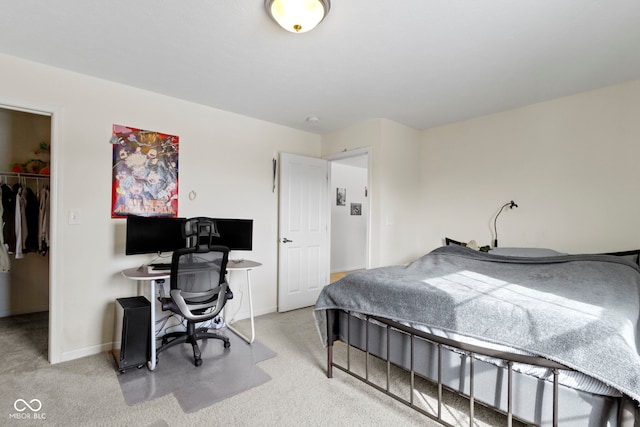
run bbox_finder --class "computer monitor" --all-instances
[125,215,186,255]
[210,218,253,251]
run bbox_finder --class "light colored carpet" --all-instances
[0,308,512,426]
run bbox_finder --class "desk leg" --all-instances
[246,268,255,342]
[147,279,157,370]
[226,268,255,344]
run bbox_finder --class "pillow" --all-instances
[445,238,489,252]
[489,247,566,257]
[445,237,465,246]
[604,250,640,266]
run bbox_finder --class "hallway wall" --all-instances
[330,161,367,272]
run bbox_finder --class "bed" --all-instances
[314,245,640,426]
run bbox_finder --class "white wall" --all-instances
[419,79,640,254]
[330,162,367,272]
[0,53,321,362]
[322,119,422,267]
[323,79,640,264]
[377,120,423,264]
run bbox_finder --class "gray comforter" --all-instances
[314,245,640,402]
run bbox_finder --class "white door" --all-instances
[278,152,329,312]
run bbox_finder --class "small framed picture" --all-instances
[336,188,346,206]
[350,203,361,215]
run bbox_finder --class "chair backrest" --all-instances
[183,217,219,250]
[169,245,229,301]
[169,217,230,315]
[171,246,229,321]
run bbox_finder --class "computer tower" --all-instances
[113,296,150,372]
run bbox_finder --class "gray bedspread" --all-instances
[314,245,640,402]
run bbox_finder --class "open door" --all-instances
[277,152,329,312]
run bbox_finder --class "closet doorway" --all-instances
[0,106,52,364]
[329,149,370,277]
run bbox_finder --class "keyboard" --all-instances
[149,263,171,270]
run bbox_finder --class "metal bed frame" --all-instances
[325,309,639,427]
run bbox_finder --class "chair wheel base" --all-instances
[224,341,231,349]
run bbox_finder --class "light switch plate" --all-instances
[68,209,80,225]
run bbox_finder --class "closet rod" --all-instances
[0,171,50,179]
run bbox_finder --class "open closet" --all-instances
[0,107,50,328]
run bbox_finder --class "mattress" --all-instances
[404,319,620,397]
[315,245,640,403]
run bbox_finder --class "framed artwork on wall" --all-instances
[337,188,346,206]
[111,124,179,218]
[350,203,362,215]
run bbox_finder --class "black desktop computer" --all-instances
[113,296,150,373]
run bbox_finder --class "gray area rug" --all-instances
[116,329,276,413]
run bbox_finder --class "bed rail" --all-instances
[326,309,577,427]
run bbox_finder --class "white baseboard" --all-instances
[226,305,277,322]
[60,305,279,364]
[331,265,365,274]
[61,342,113,363]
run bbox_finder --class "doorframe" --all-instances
[0,100,61,364]
[327,147,371,271]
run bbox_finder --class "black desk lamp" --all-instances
[493,200,518,247]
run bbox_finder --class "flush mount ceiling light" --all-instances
[265,0,331,33]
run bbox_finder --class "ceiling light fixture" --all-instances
[265,0,331,33]
[305,115,320,125]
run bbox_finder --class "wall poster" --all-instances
[336,188,346,206]
[111,124,179,218]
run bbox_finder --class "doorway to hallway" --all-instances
[329,149,369,275]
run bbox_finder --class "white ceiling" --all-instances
[1,0,639,135]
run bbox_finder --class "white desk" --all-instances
[121,267,170,371]
[121,259,261,369]
[225,259,262,344]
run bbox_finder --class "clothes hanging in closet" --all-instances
[0,186,9,272]
[24,188,40,252]
[38,186,49,255]
[1,183,16,254]
[14,183,26,259]
[0,180,49,259]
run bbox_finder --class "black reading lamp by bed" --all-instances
[493,200,518,248]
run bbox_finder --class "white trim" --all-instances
[231,305,276,322]
[48,107,62,364]
[330,265,363,274]
[61,342,113,363]
[326,146,370,162]
[0,103,51,117]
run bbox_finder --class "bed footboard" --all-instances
[325,309,638,427]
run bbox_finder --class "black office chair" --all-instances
[156,218,232,367]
